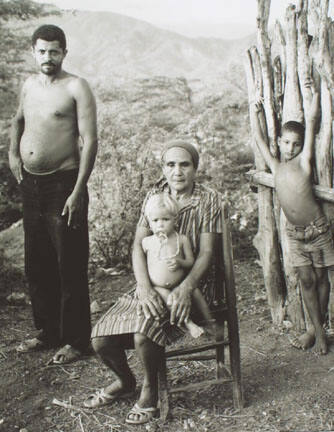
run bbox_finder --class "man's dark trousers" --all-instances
[21,168,91,351]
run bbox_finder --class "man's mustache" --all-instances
[42,62,55,66]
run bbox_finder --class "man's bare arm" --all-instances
[300,81,319,169]
[167,232,216,325]
[62,78,98,226]
[132,226,165,319]
[9,83,26,183]
[251,102,279,174]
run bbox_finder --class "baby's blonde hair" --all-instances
[145,193,179,220]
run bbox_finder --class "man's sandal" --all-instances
[125,403,158,425]
[16,338,45,353]
[83,388,135,409]
[50,344,82,365]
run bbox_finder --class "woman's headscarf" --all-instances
[161,140,199,170]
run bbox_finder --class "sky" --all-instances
[35,0,333,40]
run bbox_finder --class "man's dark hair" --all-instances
[280,121,305,144]
[32,24,66,50]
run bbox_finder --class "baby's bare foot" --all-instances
[312,329,328,355]
[290,331,315,350]
[185,320,204,338]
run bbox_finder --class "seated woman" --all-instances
[84,140,223,425]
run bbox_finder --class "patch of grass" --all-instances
[0,247,25,300]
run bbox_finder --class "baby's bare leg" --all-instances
[154,286,171,305]
[154,286,204,338]
[192,288,212,321]
[192,288,224,340]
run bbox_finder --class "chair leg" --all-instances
[158,355,169,421]
[228,311,244,409]
[216,322,227,378]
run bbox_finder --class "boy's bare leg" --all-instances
[315,268,330,320]
[296,266,327,354]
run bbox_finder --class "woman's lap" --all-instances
[91,293,171,346]
[91,291,188,347]
[92,333,135,351]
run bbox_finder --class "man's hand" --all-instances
[167,282,193,326]
[136,286,165,321]
[62,190,85,228]
[8,152,23,184]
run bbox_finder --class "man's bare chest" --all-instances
[23,86,75,121]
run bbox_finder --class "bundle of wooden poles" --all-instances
[245,0,334,329]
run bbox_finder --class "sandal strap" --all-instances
[129,403,157,414]
[91,389,113,402]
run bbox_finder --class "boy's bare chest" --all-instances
[275,162,311,194]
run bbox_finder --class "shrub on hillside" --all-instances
[0,131,22,230]
[89,110,162,268]
[89,80,258,268]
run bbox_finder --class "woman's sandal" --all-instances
[125,403,158,425]
[83,388,135,409]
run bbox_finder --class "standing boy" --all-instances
[9,24,98,363]
[252,81,334,355]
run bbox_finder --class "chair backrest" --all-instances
[211,202,237,313]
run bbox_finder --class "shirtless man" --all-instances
[252,80,334,355]
[9,24,98,364]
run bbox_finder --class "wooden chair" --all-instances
[158,203,243,421]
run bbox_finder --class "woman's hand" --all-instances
[167,282,193,326]
[136,286,165,321]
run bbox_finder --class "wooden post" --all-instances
[245,7,286,325]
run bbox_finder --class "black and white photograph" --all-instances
[1,0,334,431]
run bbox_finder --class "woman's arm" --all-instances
[167,232,216,326]
[132,226,165,320]
[167,235,194,271]
[175,235,195,269]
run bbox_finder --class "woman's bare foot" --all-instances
[290,331,315,350]
[136,383,158,409]
[84,378,136,408]
[312,328,328,355]
[126,382,158,425]
[104,378,136,396]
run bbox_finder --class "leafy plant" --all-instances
[89,79,257,268]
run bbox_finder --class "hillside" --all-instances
[0,5,256,259]
[16,7,254,92]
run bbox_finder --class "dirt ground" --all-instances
[0,224,334,432]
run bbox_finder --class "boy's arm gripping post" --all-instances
[301,80,320,167]
[251,100,278,173]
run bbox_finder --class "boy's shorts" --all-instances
[286,216,334,268]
